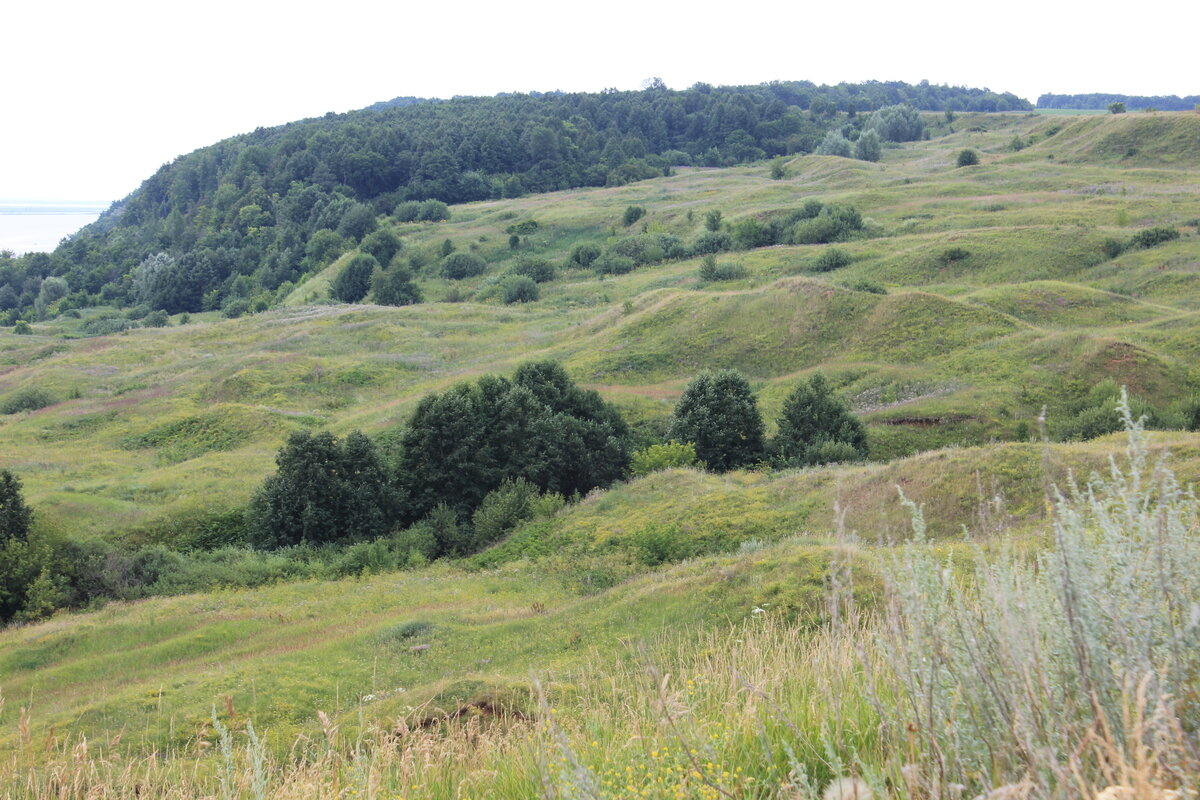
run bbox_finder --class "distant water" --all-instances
[0,202,108,255]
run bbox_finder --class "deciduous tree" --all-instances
[668,370,764,472]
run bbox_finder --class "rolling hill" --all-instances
[2,108,1199,799]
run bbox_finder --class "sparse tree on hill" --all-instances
[867,103,925,142]
[371,262,422,306]
[855,129,882,162]
[668,370,765,472]
[250,431,397,548]
[332,253,377,302]
[773,373,868,467]
[816,130,853,158]
[359,229,403,266]
[0,469,32,544]
[398,361,631,523]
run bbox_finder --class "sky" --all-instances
[2,0,1195,203]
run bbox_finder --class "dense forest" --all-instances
[1037,92,1200,111]
[0,80,1028,320]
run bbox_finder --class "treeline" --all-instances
[1037,93,1200,111]
[0,362,868,623]
[0,80,1027,321]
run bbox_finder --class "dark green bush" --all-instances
[337,203,378,242]
[331,539,403,577]
[397,361,631,523]
[81,315,135,336]
[360,229,404,266]
[394,201,423,222]
[0,469,32,544]
[441,252,487,280]
[249,430,397,548]
[142,310,170,327]
[418,200,451,222]
[1101,238,1127,259]
[1056,380,1159,441]
[698,255,747,281]
[1,387,57,415]
[221,297,252,318]
[371,263,422,306]
[939,247,971,264]
[843,278,887,294]
[509,256,555,283]
[792,216,842,245]
[622,206,646,226]
[500,275,539,303]
[609,235,665,266]
[797,199,824,220]
[956,149,980,167]
[1129,226,1180,249]
[690,231,733,254]
[594,254,636,275]
[814,248,852,272]
[392,522,438,564]
[569,243,601,268]
[732,218,775,250]
[793,204,863,245]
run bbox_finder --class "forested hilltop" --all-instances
[0,80,1026,319]
[1038,92,1200,111]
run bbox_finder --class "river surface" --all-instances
[0,202,108,255]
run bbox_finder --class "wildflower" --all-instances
[823,777,872,800]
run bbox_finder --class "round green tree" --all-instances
[668,370,765,472]
[359,228,403,266]
[773,372,867,467]
[249,430,397,548]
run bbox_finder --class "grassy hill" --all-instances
[3,112,1198,537]
[3,110,1200,798]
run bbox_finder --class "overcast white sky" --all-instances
[2,0,1194,202]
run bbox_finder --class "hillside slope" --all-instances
[2,111,1198,536]
[7,432,1199,756]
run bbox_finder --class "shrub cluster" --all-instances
[667,370,867,473]
[394,199,451,223]
[0,386,58,415]
[0,363,873,622]
[698,255,747,281]
[441,252,487,280]
[1051,378,1194,441]
[1100,225,1180,259]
